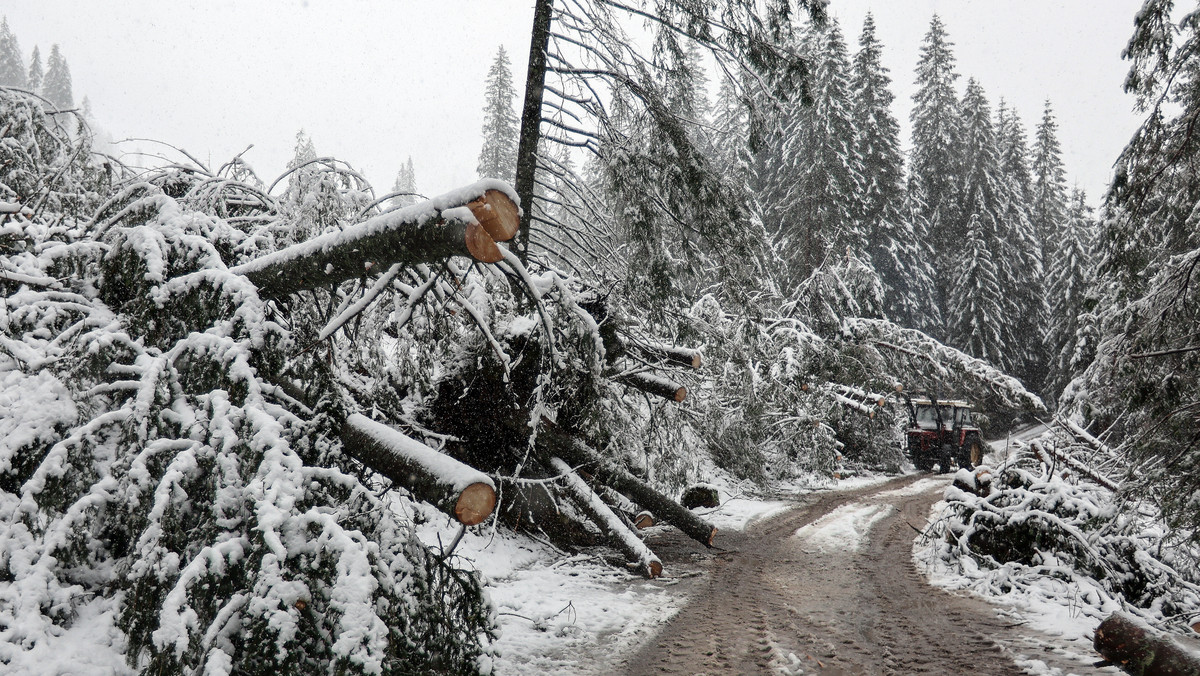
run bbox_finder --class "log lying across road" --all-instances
[1094,612,1200,676]
[341,413,497,526]
[233,179,520,298]
[537,422,717,547]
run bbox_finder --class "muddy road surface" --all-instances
[623,474,1097,675]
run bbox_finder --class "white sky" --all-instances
[5,1,1143,204]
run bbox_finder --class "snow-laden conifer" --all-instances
[0,19,25,89]
[1031,100,1068,261]
[909,14,962,310]
[477,46,518,183]
[948,213,1007,366]
[1046,189,1095,398]
[26,44,40,93]
[850,13,930,328]
[389,156,417,209]
[42,44,72,109]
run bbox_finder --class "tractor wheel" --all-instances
[964,436,984,468]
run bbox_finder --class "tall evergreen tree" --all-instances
[951,78,1012,369]
[26,45,40,93]
[477,46,518,183]
[949,214,1007,366]
[787,18,864,284]
[390,156,417,208]
[1031,100,1068,261]
[1046,188,1094,398]
[909,14,962,312]
[0,18,26,89]
[710,73,748,176]
[42,44,72,109]
[850,13,934,327]
[996,102,1049,391]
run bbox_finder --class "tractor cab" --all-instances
[904,395,984,472]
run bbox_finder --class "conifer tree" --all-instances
[0,18,26,89]
[953,78,1013,370]
[477,46,518,183]
[949,213,1006,365]
[996,102,1049,391]
[1031,100,1068,261]
[42,44,72,109]
[850,13,932,327]
[390,156,417,208]
[788,18,864,284]
[909,14,962,311]
[710,73,748,175]
[1046,188,1094,398]
[26,45,40,92]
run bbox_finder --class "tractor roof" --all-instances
[910,398,972,407]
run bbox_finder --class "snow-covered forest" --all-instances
[0,1,1199,673]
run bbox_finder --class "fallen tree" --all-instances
[341,414,497,526]
[1094,612,1200,676]
[232,181,519,298]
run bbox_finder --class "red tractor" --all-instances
[903,395,985,472]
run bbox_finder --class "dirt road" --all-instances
[623,474,1092,675]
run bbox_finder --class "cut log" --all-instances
[633,511,655,529]
[341,413,496,526]
[232,179,519,299]
[617,372,686,402]
[1094,612,1200,676]
[550,457,662,579]
[537,424,717,547]
[620,337,702,369]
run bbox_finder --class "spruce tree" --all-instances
[909,14,962,311]
[389,156,417,208]
[996,102,1049,391]
[26,45,40,92]
[1046,188,1094,398]
[1031,100,1068,262]
[788,18,863,284]
[42,44,72,109]
[850,13,932,327]
[952,79,1012,370]
[0,18,26,89]
[949,213,1006,365]
[710,73,748,175]
[477,46,518,183]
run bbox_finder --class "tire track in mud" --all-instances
[623,475,1078,675]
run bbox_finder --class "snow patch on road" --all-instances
[696,497,792,532]
[875,477,946,498]
[795,502,895,552]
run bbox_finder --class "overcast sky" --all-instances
[5,1,1144,204]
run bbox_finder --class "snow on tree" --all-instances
[42,44,73,109]
[1031,99,1068,261]
[850,13,933,329]
[477,46,518,183]
[710,73,748,176]
[948,213,1007,368]
[1067,0,1200,543]
[788,18,864,283]
[389,156,418,209]
[0,18,26,89]
[26,44,40,93]
[909,14,962,313]
[1046,189,1095,399]
[995,102,1049,393]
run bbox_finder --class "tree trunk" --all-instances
[341,413,496,526]
[620,337,702,369]
[513,0,554,264]
[1094,612,1200,676]
[549,457,663,578]
[617,372,687,402]
[537,424,717,547]
[233,181,518,299]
